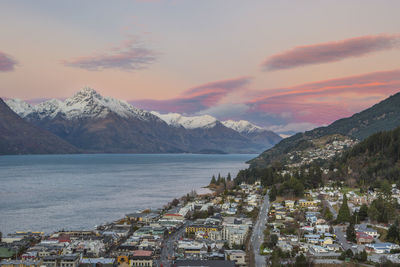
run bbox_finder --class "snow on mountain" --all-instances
[35,99,64,119]
[151,111,218,129]
[222,120,264,134]
[151,112,268,134]
[4,99,34,118]
[6,87,156,121]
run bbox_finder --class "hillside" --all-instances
[249,92,400,168]
[331,125,400,186]
[0,98,79,155]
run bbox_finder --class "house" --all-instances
[322,237,333,246]
[224,250,246,266]
[310,245,328,254]
[356,232,374,245]
[366,243,400,254]
[305,214,317,224]
[316,225,330,234]
[285,200,295,209]
[277,241,293,252]
[355,225,379,238]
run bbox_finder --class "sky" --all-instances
[1,0,400,134]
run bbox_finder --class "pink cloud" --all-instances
[262,34,400,71]
[248,69,400,125]
[0,51,17,72]
[62,37,157,71]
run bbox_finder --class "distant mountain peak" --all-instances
[4,98,34,118]
[151,111,218,129]
[222,120,263,134]
[6,88,156,121]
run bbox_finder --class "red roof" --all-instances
[133,250,152,257]
[356,232,373,240]
[164,214,183,217]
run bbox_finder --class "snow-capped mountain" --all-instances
[222,120,264,134]
[151,112,218,129]
[4,98,35,118]
[6,87,156,121]
[4,88,282,154]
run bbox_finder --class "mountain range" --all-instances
[0,99,78,154]
[249,91,400,168]
[2,88,281,155]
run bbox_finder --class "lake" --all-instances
[0,153,255,235]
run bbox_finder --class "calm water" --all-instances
[0,154,254,235]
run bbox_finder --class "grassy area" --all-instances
[373,227,388,242]
[0,247,15,259]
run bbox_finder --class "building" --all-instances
[356,232,374,244]
[42,254,80,267]
[131,250,153,267]
[224,250,246,266]
[186,225,220,234]
[80,258,115,267]
[175,260,235,267]
[222,225,249,248]
[0,260,42,267]
[298,199,317,208]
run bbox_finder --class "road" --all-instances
[324,200,357,254]
[250,192,270,267]
[158,221,190,267]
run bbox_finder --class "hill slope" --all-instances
[332,125,400,185]
[0,98,79,155]
[249,92,400,168]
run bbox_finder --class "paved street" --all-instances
[324,200,358,254]
[158,221,190,267]
[251,192,270,267]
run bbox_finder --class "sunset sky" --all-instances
[1,0,400,134]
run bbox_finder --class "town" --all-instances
[0,177,264,267]
[4,176,400,267]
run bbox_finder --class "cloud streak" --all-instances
[130,76,252,114]
[248,69,400,126]
[0,51,17,72]
[262,34,400,71]
[62,37,157,71]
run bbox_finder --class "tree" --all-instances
[210,175,216,185]
[346,223,356,243]
[359,249,368,262]
[267,234,278,249]
[355,250,368,262]
[295,253,308,267]
[381,179,392,199]
[227,173,232,182]
[337,194,351,223]
[358,204,369,221]
[269,185,277,202]
[386,223,400,243]
[324,207,333,222]
[171,198,179,207]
